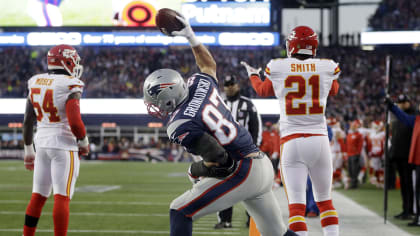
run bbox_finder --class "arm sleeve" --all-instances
[249,75,275,97]
[66,99,86,139]
[247,102,262,145]
[390,104,416,128]
[329,80,340,96]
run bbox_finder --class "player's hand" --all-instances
[78,136,90,156]
[172,15,194,38]
[187,165,201,185]
[24,155,35,171]
[172,15,200,47]
[24,144,36,171]
[240,61,261,77]
[384,95,394,108]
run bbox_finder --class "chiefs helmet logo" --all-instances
[147,83,175,97]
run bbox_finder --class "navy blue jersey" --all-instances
[167,73,259,161]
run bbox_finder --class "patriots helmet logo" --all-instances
[148,83,176,96]
[170,131,190,145]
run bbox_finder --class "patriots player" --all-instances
[143,14,297,236]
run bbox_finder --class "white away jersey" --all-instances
[28,73,84,151]
[265,58,340,136]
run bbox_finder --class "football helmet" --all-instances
[286,26,318,58]
[371,121,384,132]
[143,69,188,119]
[47,44,83,79]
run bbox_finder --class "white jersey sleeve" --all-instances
[267,58,341,137]
[28,73,84,151]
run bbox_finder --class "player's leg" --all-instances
[26,0,47,26]
[280,140,310,236]
[23,148,52,236]
[45,3,63,26]
[307,136,339,236]
[244,190,299,236]
[170,156,285,236]
[50,150,80,236]
[169,158,254,236]
[214,207,233,228]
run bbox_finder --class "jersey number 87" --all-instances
[202,89,237,145]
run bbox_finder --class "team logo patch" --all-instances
[171,131,190,145]
[148,83,175,96]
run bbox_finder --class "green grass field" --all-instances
[0,160,249,235]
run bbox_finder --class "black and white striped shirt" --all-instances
[224,96,262,146]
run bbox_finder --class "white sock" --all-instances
[322,224,339,236]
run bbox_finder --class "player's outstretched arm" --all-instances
[172,16,217,80]
[23,98,36,170]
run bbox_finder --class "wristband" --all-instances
[187,35,201,47]
[24,144,35,156]
[78,136,89,147]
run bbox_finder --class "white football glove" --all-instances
[78,136,90,156]
[172,15,200,47]
[24,144,35,171]
[240,61,261,77]
[187,165,201,185]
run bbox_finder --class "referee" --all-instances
[214,75,262,229]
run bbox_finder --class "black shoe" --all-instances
[407,218,420,227]
[394,212,413,220]
[214,222,232,229]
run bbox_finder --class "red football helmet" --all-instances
[286,26,319,58]
[47,44,83,79]
[371,120,384,131]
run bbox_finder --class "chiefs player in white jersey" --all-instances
[328,118,347,189]
[22,44,89,236]
[242,26,340,236]
[367,121,385,187]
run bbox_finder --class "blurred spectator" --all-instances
[346,120,364,189]
[390,94,415,220]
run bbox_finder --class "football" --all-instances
[155,8,185,36]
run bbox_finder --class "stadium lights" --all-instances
[361,31,420,45]
[0,99,281,115]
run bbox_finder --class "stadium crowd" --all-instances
[1,46,419,123]
[368,0,420,30]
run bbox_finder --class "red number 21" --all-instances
[285,75,324,115]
